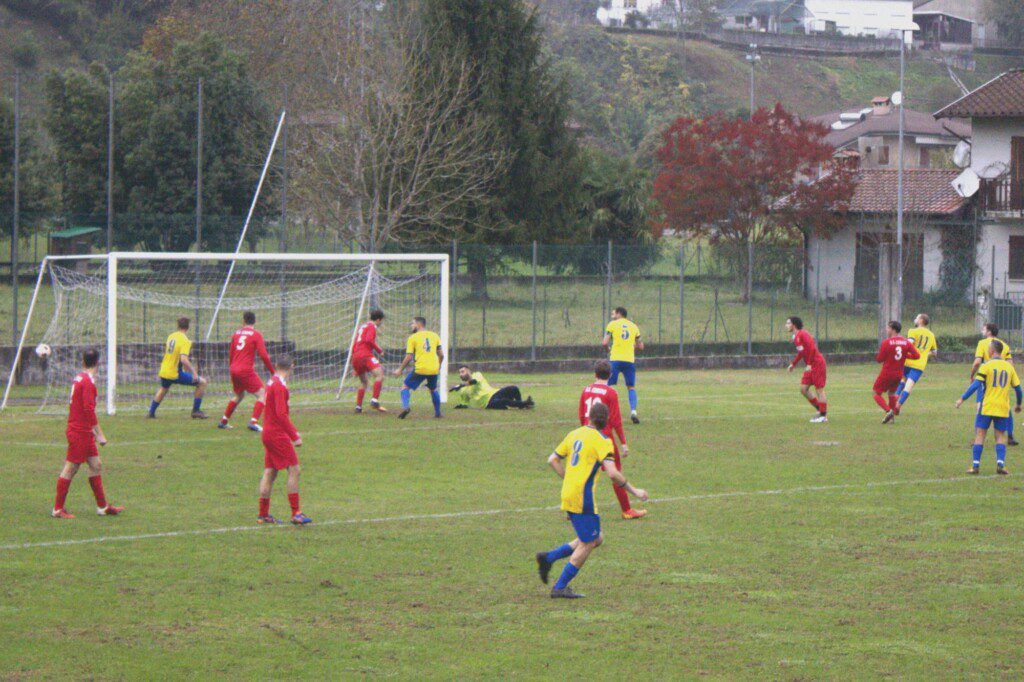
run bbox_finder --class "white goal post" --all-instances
[2,251,450,416]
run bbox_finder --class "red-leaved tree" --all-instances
[652,104,857,300]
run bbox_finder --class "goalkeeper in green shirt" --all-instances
[452,366,534,410]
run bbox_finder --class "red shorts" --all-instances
[352,355,381,376]
[873,372,902,394]
[800,361,827,389]
[263,435,299,470]
[231,371,264,395]
[66,431,98,464]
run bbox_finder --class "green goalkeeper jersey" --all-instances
[455,372,498,409]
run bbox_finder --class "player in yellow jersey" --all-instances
[602,306,644,424]
[957,339,1021,474]
[148,317,208,419]
[534,402,648,599]
[894,313,937,413]
[393,316,444,419]
[971,323,1017,445]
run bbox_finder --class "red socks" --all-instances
[888,394,898,411]
[89,475,107,509]
[808,397,821,410]
[613,482,631,512]
[356,388,366,407]
[55,476,71,511]
[372,380,383,400]
[222,399,238,423]
[259,497,270,517]
[251,401,265,423]
[873,393,890,411]
[818,401,827,415]
[288,493,300,515]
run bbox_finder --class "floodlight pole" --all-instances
[896,34,906,320]
[107,70,114,253]
[11,71,20,345]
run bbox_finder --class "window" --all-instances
[1010,236,1024,280]
[878,146,890,165]
[919,147,931,167]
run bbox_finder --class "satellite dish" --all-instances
[891,91,904,106]
[953,140,972,169]
[952,168,980,198]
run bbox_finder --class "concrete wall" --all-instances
[975,220,1024,296]
[972,118,1024,179]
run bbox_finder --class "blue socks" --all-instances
[972,444,983,467]
[628,388,638,412]
[896,380,906,396]
[430,390,441,417]
[1009,414,1015,439]
[149,400,159,416]
[997,443,1007,467]
[546,543,573,564]
[401,388,411,410]
[193,397,203,412]
[898,390,910,406]
[554,562,579,589]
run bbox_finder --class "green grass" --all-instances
[3,363,1024,678]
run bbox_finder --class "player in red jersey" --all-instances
[579,359,647,520]
[351,309,387,413]
[875,320,920,424]
[219,311,275,432]
[51,348,124,519]
[786,316,829,423]
[257,355,311,525]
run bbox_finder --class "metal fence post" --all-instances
[11,71,19,345]
[194,77,204,335]
[814,239,821,340]
[531,240,538,361]
[279,85,289,341]
[679,239,685,357]
[451,239,458,365]
[747,237,753,355]
[606,240,613,323]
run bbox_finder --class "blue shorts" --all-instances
[976,414,1011,432]
[568,512,601,543]
[160,371,197,389]
[609,361,636,387]
[902,367,924,383]
[404,372,438,391]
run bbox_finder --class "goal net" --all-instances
[2,252,449,415]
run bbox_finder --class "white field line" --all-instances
[8,406,918,449]
[0,474,1000,552]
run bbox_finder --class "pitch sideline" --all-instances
[0,473,1001,552]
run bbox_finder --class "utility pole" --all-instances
[746,44,761,117]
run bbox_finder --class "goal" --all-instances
[2,252,450,415]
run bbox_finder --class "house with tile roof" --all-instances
[806,168,972,302]
[935,69,1024,304]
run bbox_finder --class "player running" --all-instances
[393,316,444,420]
[956,339,1021,475]
[534,402,648,599]
[876,321,919,424]
[257,355,311,525]
[579,360,646,520]
[149,317,208,419]
[603,307,643,424]
[894,313,937,413]
[351,309,387,414]
[972,323,1018,446]
[785,316,828,423]
[52,348,124,519]
[219,311,275,431]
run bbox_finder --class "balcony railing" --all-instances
[980,177,1024,216]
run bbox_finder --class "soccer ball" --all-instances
[35,343,52,360]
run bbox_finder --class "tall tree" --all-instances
[422,0,589,298]
[0,96,56,220]
[652,104,857,300]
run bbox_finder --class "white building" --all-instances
[722,0,915,39]
[935,70,1024,300]
[597,0,680,28]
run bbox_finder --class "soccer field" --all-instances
[3,364,1023,679]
